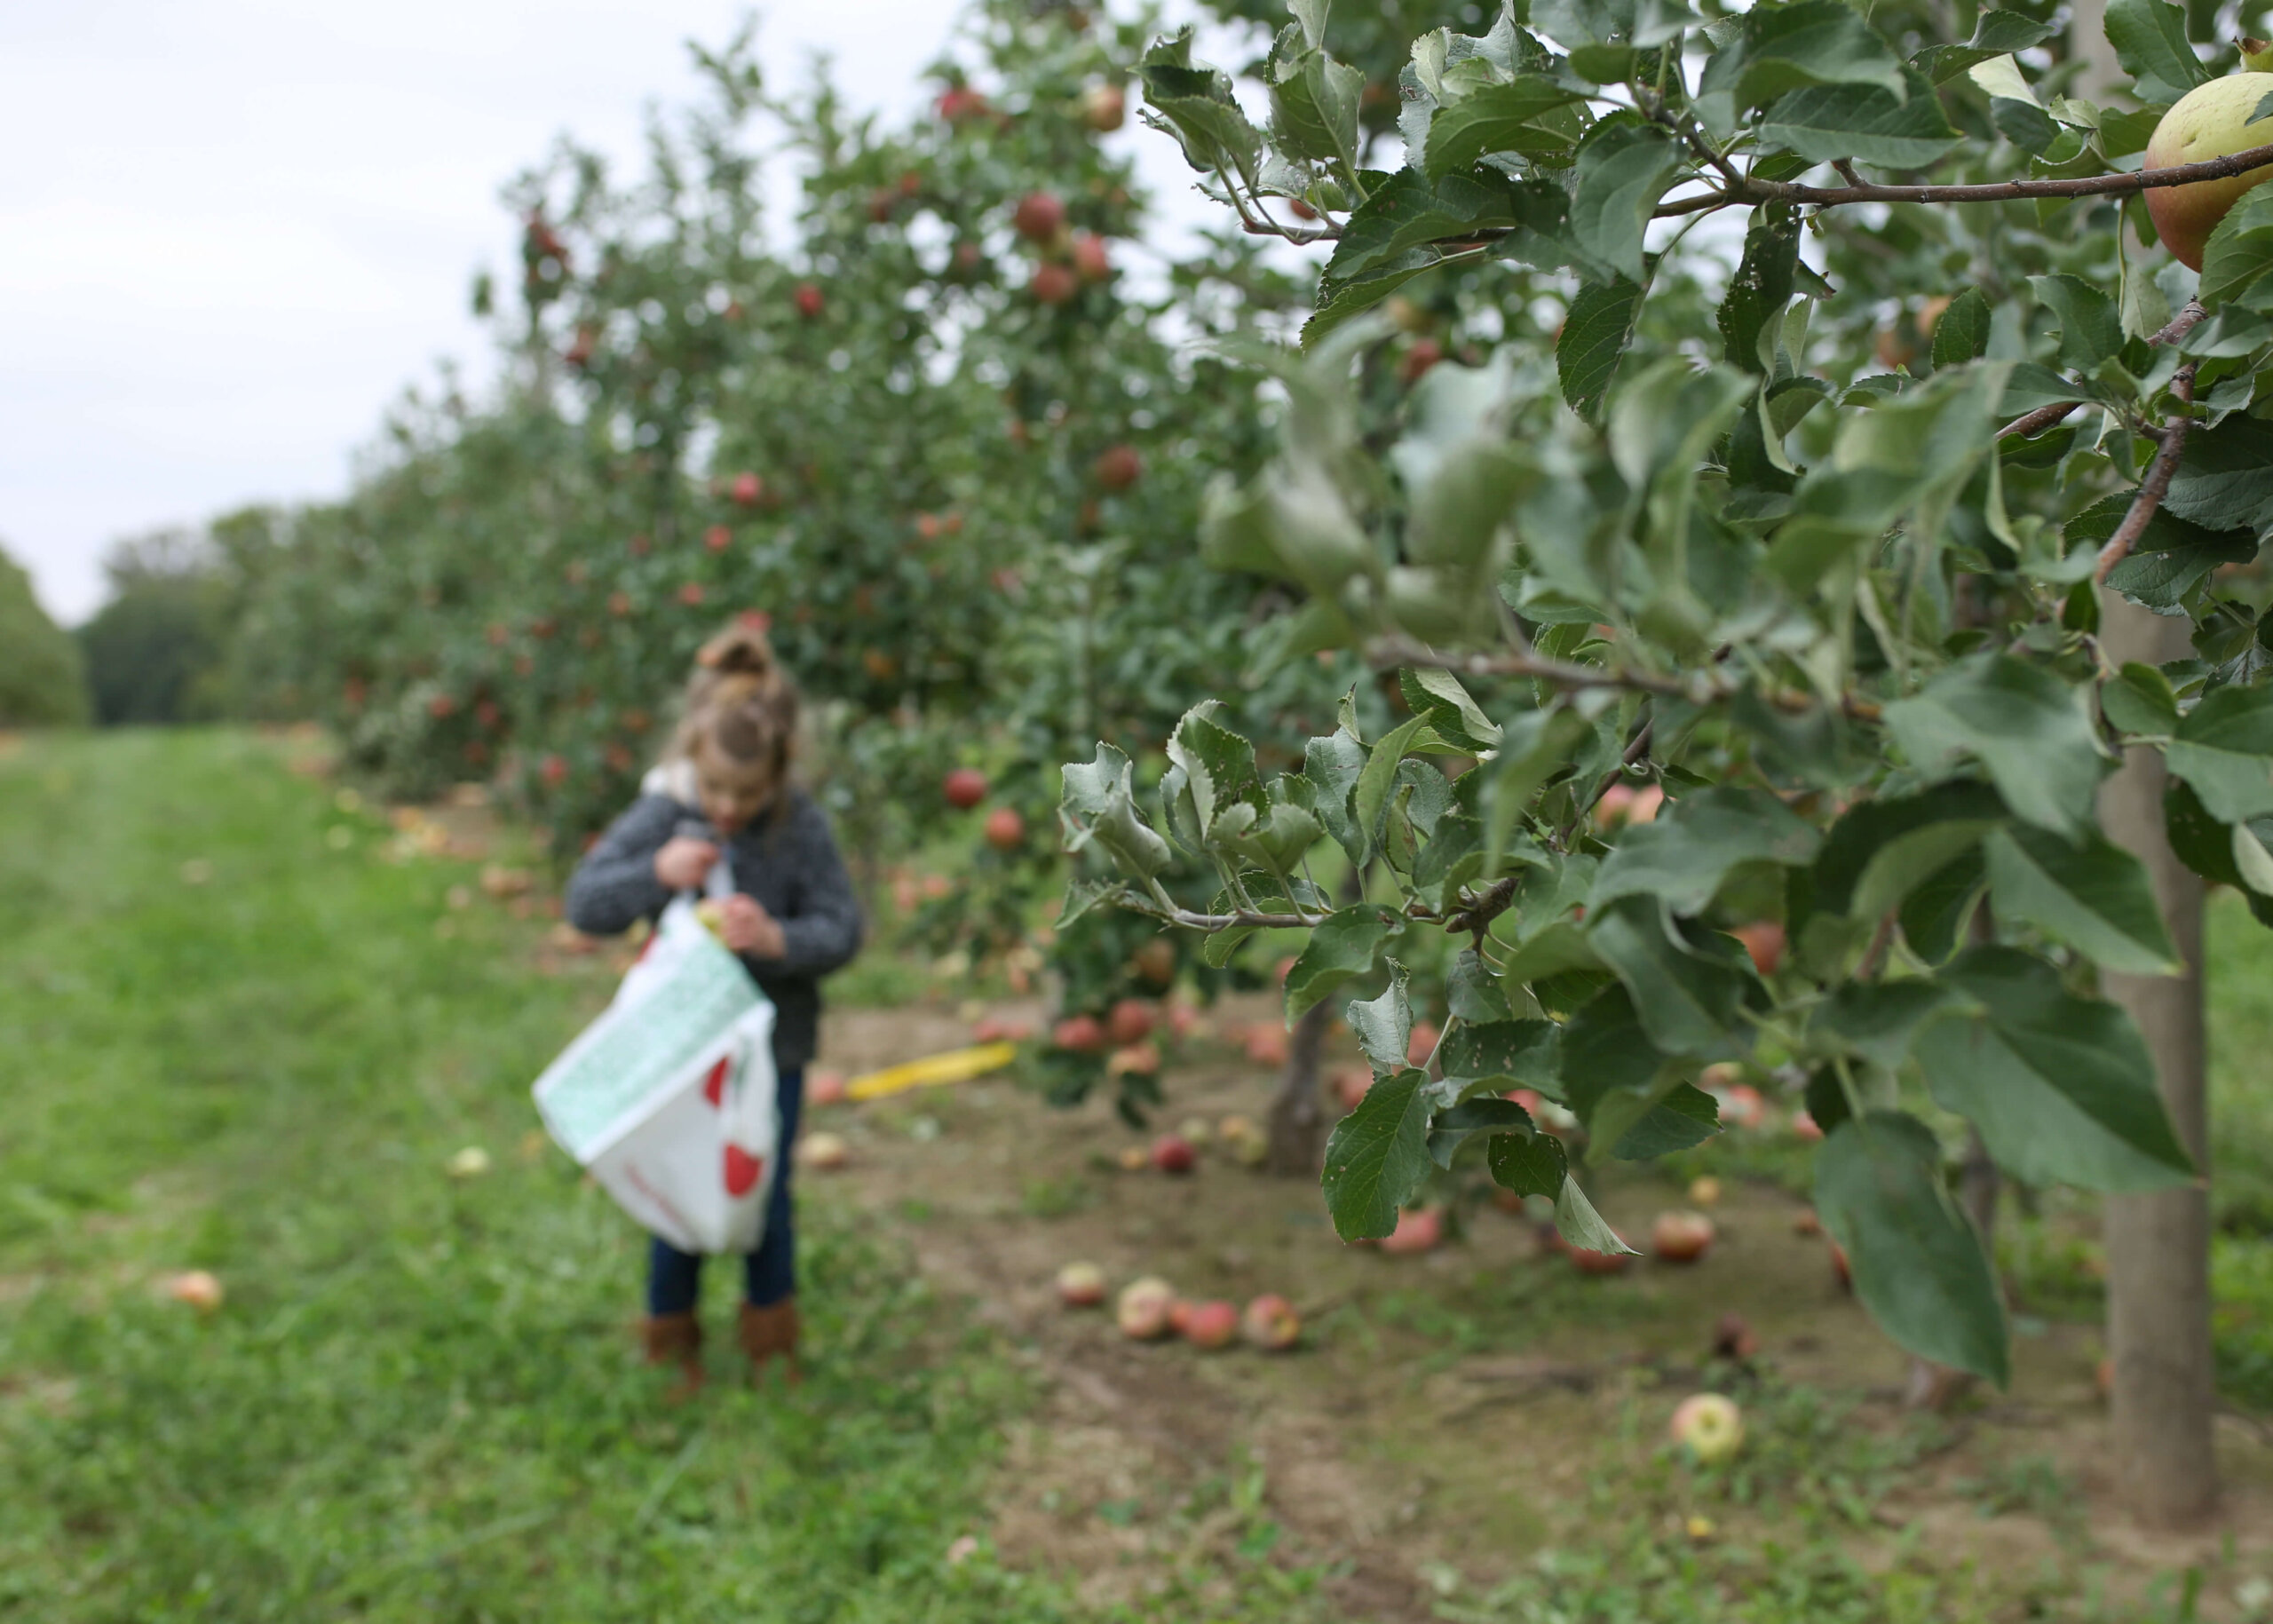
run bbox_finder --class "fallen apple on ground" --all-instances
[1117,1277,1176,1339]
[164,1271,225,1313]
[1711,1311,1759,1360]
[1379,1208,1442,1255]
[1688,1176,1722,1208]
[1182,1300,1239,1349]
[1669,1393,1745,1464]
[801,1131,850,1171]
[1651,1210,1715,1264]
[807,1070,847,1106]
[446,1145,491,1179]
[1241,1293,1302,1351]
[1056,1261,1107,1307]
[1151,1133,1196,1175]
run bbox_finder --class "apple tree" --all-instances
[1059,0,2273,1525]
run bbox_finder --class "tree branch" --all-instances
[1739,143,2273,208]
[1997,400,2084,440]
[2093,361,2199,584]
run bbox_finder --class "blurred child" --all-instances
[565,621,861,1394]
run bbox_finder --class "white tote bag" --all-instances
[533,893,781,1255]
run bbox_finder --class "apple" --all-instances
[731,471,764,507]
[1688,1176,1722,1208]
[1117,1276,1176,1339]
[1719,1083,1766,1130]
[1168,1298,1196,1336]
[1828,1240,1852,1292]
[1568,1240,1632,1275]
[1791,1108,1825,1142]
[1129,938,1176,987]
[1242,1023,1289,1067]
[1117,1145,1150,1171]
[1732,920,1784,977]
[1081,83,1126,132]
[2144,73,2273,271]
[1072,232,1112,281]
[937,86,991,123]
[1218,1115,1267,1166]
[943,766,988,809]
[1151,1133,1196,1175]
[1107,998,1156,1046]
[794,281,824,319]
[1092,444,1142,490]
[1668,1393,1745,1464]
[1057,1261,1108,1307]
[1053,1013,1106,1052]
[807,1070,847,1106]
[1182,1299,1239,1349]
[984,806,1026,851]
[1406,1021,1440,1069]
[1031,263,1080,305]
[1241,1293,1302,1351]
[801,1131,850,1170]
[164,1270,226,1313]
[446,1145,492,1180]
[1288,197,1319,220]
[1651,1210,1715,1264]
[677,582,706,608]
[1380,1208,1442,1254]
[1175,1116,1213,1147]
[1105,1041,1160,1076]
[1332,1065,1371,1112]
[1711,1311,1759,1360]
[1013,191,1066,241]
[1400,337,1444,385]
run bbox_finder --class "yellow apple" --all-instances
[2144,73,2273,270]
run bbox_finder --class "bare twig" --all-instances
[2092,302,2209,584]
[1742,142,2273,208]
[1997,400,2084,440]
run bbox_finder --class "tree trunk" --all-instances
[1905,1126,2001,1410]
[1265,999,1334,1176]
[2096,590,2219,1531]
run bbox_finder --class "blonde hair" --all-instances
[670,620,799,815]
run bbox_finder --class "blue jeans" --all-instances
[646,1065,803,1313]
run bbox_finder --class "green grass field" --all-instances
[1,730,2268,1622]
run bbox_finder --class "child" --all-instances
[565,622,861,1394]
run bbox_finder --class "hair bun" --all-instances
[695,622,776,677]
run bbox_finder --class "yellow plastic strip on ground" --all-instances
[843,1042,1019,1102]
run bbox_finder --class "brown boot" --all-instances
[639,1312,704,1401]
[738,1298,802,1385]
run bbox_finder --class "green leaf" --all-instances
[1482,706,1589,870]
[1405,439,1536,575]
[2166,682,2273,822]
[2163,777,2273,911]
[1165,701,1262,840]
[2165,413,2273,536]
[2066,489,2256,613]
[1553,1173,1634,1253]
[1056,878,1142,931]
[1320,169,1521,287]
[1439,1018,1562,1089]
[1558,983,1670,1101]
[1810,980,1960,1072]
[1568,120,1683,286]
[1303,729,1367,860]
[2102,0,2211,107]
[1344,963,1413,1076]
[1429,1097,1536,1168]
[1353,714,1430,855]
[1882,654,2104,838]
[1269,43,1366,173]
[2198,187,2273,310]
[1916,947,2197,1190]
[1717,213,1802,374]
[1913,11,2055,83]
[1757,67,1961,168]
[1489,1129,1568,1198]
[1982,826,2181,975]
[2029,274,2124,373]
[1284,905,1403,1019]
[1589,786,1822,916]
[1587,897,1752,1058]
[1929,287,1993,368]
[1558,277,1643,425]
[1606,1081,1723,1159]
[1802,780,2007,919]
[1060,743,1173,878]
[1445,947,1515,1023]
[1140,29,1265,180]
[1815,1113,2010,1385]
[1421,75,1589,176]
[1698,0,1908,116]
[1400,667,1502,751]
[1320,1068,1434,1240]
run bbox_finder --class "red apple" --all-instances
[1151,1133,1196,1175]
[1718,1083,1766,1130]
[1013,191,1066,241]
[984,806,1026,851]
[1406,1021,1440,1069]
[1652,1210,1716,1264]
[1168,1298,1196,1336]
[794,281,824,319]
[1107,998,1155,1047]
[1792,1108,1825,1142]
[2143,74,2273,271]
[731,471,763,507]
[943,767,988,809]
[677,582,706,607]
[807,1070,847,1106]
[1106,1042,1159,1076]
[1057,1261,1107,1307]
[1072,232,1112,281]
[1241,1293,1302,1351]
[705,524,732,553]
[1053,1013,1106,1053]
[164,1270,225,1313]
[1182,1299,1239,1349]
[937,86,991,123]
[541,754,568,787]
[1117,1276,1176,1339]
[1242,1023,1289,1067]
[1669,1393,1745,1463]
[1380,1208,1442,1255]
[1030,263,1080,305]
[1081,83,1126,131]
[1129,939,1176,987]
[1332,1065,1371,1112]
[1091,444,1142,490]
[1732,921,1785,977]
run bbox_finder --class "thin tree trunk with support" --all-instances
[1266,999,1334,1176]
[2097,590,2219,1530]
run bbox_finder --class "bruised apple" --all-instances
[2144,74,2273,270]
[1057,1261,1108,1307]
[1651,1210,1716,1264]
[1241,1293,1301,1350]
[1182,1299,1239,1349]
[1117,1276,1176,1339]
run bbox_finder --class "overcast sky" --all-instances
[0,2,1257,624]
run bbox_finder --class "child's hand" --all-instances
[718,894,787,958]
[653,836,719,890]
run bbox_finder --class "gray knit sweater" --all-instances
[564,780,862,1070]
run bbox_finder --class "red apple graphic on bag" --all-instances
[724,1143,764,1196]
[702,1055,731,1108]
